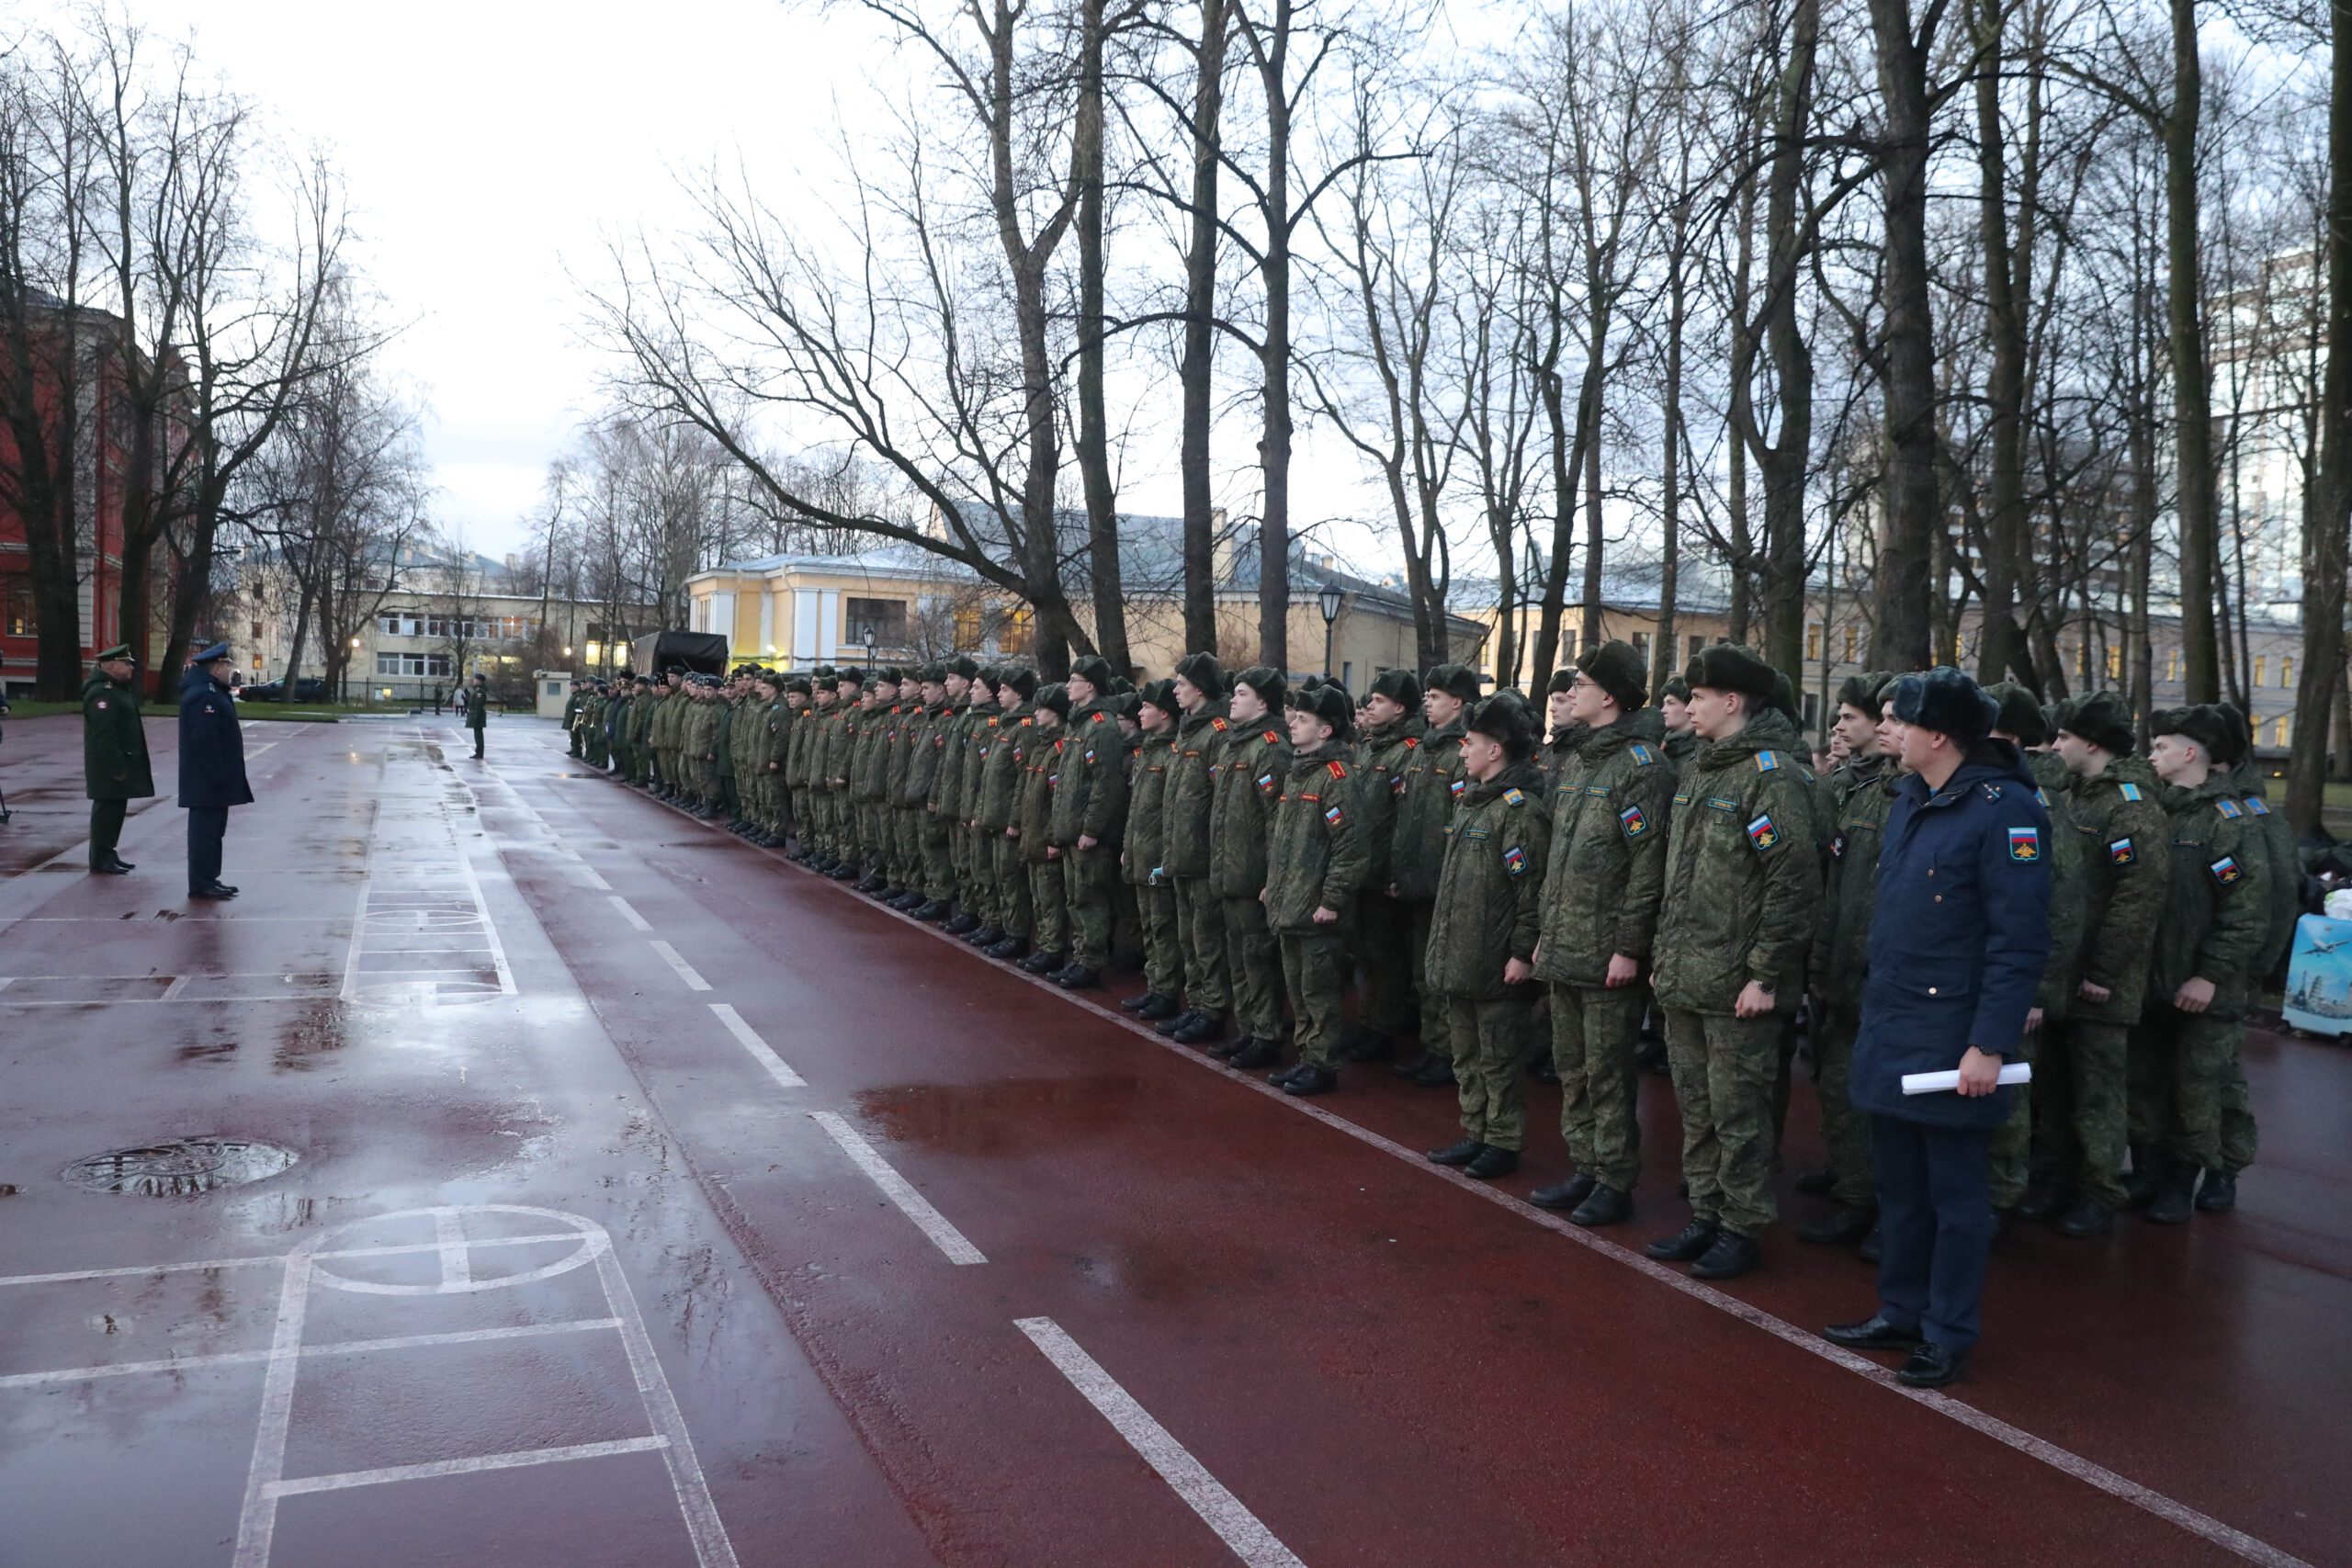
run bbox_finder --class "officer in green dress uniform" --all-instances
[82,644,153,874]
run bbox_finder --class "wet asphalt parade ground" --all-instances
[1,711,2347,1567]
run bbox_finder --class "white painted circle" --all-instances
[308,1203,605,1295]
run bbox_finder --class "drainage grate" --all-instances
[62,1137,298,1197]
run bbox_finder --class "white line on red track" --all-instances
[609,895,652,931]
[649,940,711,991]
[709,1002,805,1088]
[809,1111,987,1265]
[1016,1317,1306,1568]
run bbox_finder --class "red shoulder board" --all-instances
[1021,716,1035,727]
[1093,711,1109,724]
[1326,760,1349,779]
[1402,736,1419,748]
[1262,728,1281,745]
[1053,738,1066,752]
[1211,717,1228,731]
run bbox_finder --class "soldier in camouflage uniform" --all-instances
[1389,663,1483,1086]
[955,668,1007,943]
[1795,671,1898,1247]
[850,668,899,890]
[1120,681,1185,1020]
[888,666,943,913]
[1658,675,1698,768]
[1261,681,1369,1095]
[1644,644,1822,1281]
[1342,668,1427,1063]
[1157,653,1233,1047]
[820,670,865,877]
[1015,683,1071,973]
[1207,666,1291,1069]
[563,684,587,757]
[979,668,1040,958]
[1048,656,1128,988]
[1529,642,1678,1227]
[686,679,724,817]
[1422,694,1552,1180]
[790,671,837,865]
[2043,690,2170,1236]
[933,657,981,931]
[2137,705,2269,1224]
[2205,708,2294,1209]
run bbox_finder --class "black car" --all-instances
[237,676,328,703]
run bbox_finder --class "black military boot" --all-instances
[1225,1037,1280,1070]
[913,900,950,922]
[2122,1145,2165,1208]
[2016,1184,2068,1224]
[1155,1008,1204,1038]
[2056,1197,2114,1237]
[1895,1342,1969,1388]
[1135,993,1181,1021]
[1794,1167,1838,1196]
[1409,1057,1456,1088]
[1053,964,1102,991]
[1338,1027,1393,1063]
[2145,1161,2196,1225]
[942,911,980,936]
[1690,1230,1760,1280]
[2195,1168,2238,1213]
[1427,1138,1485,1166]
[967,925,1005,948]
[984,936,1028,962]
[1529,1174,1595,1212]
[1462,1145,1519,1180]
[1281,1065,1338,1098]
[1644,1219,1719,1262]
[1170,1011,1225,1046]
[1020,949,1066,976]
[1119,990,1166,1013]
[1797,1205,1877,1247]
[1570,1183,1633,1227]
[1391,1050,1432,1078]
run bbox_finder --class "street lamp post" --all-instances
[1317,584,1344,681]
[864,625,876,671]
[345,636,360,705]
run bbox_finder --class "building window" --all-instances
[1630,632,1650,665]
[2280,656,2293,689]
[1688,635,1705,663]
[1842,626,1858,663]
[2165,647,2179,682]
[1561,629,1578,660]
[2,577,34,637]
[998,605,1034,658]
[376,652,453,678]
[2276,715,2292,747]
[954,605,983,649]
[843,596,908,649]
[2255,656,2267,689]
[1806,623,1823,662]
[2106,645,2121,681]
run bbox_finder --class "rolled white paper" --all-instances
[1901,1062,2033,1095]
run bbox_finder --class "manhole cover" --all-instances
[62,1137,298,1197]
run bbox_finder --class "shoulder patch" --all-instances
[1502,844,1529,876]
[2217,797,2244,819]
[1980,783,2003,802]
[1746,813,1780,851]
[2246,795,2270,817]
[1262,728,1282,745]
[2120,782,2143,802]
[2109,837,2136,865]
[1503,786,1526,807]
[1402,736,1419,749]
[2211,855,2243,886]
[1326,760,1349,779]
[1449,777,1467,799]
[2035,786,2049,807]
[2008,826,2041,862]
[1211,716,1228,731]
[1323,803,1347,829]
[1629,741,1657,765]
[1619,803,1648,838]
[1755,750,1779,772]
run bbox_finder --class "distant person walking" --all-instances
[82,644,153,874]
[178,642,252,901]
[465,672,488,759]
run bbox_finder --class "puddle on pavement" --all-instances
[271,1000,347,1072]
[62,1136,299,1196]
[854,1075,1147,1157]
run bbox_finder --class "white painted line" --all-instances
[266,1437,670,1497]
[593,1233,742,1567]
[609,895,652,931]
[159,974,191,1002]
[710,1003,805,1089]
[1016,1317,1306,1568]
[650,940,711,992]
[0,1318,624,1390]
[434,1208,472,1290]
[0,1229,594,1289]
[231,1250,313,1567]
[809,1111,986,1265]
[0,977,12,992]
[576,864,612,890]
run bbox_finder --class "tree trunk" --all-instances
[2289,0,2351,829]
[1179,0,1229,655]
[1251,0,1295,671]
[1973,0,2032,686]
[1075,0,1129,674]
[2166,0,2220,702]
[1657,242,1685,696]
[1866,0,1939,671]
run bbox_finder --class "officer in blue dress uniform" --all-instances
[1825,668,2052,1388]
[178,642,253,901]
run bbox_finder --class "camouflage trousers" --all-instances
[1028,853,1069,956]
[2030,1018,2131,1211]
[1447,990,1536,1151]
[1808,1001,1876,1210]
[962,826,998,925]
[2217,1055,2258,1175]
[569,725,584,757]
[2131,1009,2248,1172]
[992,832,1033,940]
[1662,1008,1784,1237]
[1172,877,1228,1016]
[1356,891,1419,1038]
[1280,931,1351,1070]
[1221,894,1284,1040]
[895,807,927,891]
[1134,880,1182,998]
[1061,844,1117,969]
[1407,899,1451,1064]
[1989,1069,2034,1209]
[920,809,956,902]
[1548,982,1647,1191]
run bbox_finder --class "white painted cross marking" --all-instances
[810,1111,986,1265]
[710,1003,804,1089]
[609,895,652,931]
[650,940,711,992]
[1016,1317,1306,1568]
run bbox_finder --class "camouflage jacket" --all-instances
[1352,714,1425,892]
[1208,718,1291,899]
[1424,759,1552,1000]
[1809,753,1903,1005]
[1123,728,1178,885]
[1162,703,1229,878]
[2065,755,2171,1022]
[1015,728,1062,863]
[1663,728,1699,769]
[929,700,973,817]
[1264,747,1369,933]
[2027,750,2089,1015]
[1048,703,1129,845]
[899,702,944,809]
[1532,709,1676,987]
[1390,716,1467,902]
[2226,759,2299,977]
[976,705,1033,832]
[1650,709,1822,1014]
[2149,773,2270,1020]
[953,705,996,822]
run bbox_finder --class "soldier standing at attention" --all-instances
[1157,654,1233,1047]
[978,668,1039,959]
[1262,681,1368,1096]
[1390,663,1482,1087]
[2044,691,2170,1236]
[1658,675,1698,768]
[1208,667,1291,1069]
[1120,681,1184,1020]
[1796,671,1898,1248]
[1825,667,2049,1390]
[1528,642,1676,1226]
[178,643,251,901]
[82,645,152,875]
[930,657,979,929]
[2203,709,2291,1211]
[465,672,489,759]
[954,668,1005,943]
[1342,668,1426,1064]
[2136,705,2268,1224]
[563,682,586,757]
[1049,656,1126,988]
[892,665,944,914]
[1016,683,1071,974]
[1422,694,1551,1179]
[1644,644,1821,1280]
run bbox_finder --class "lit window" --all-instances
[2166,648,2179,682]
[2106,646,2121,680]
[2277,715,2291,747]
[2281,656,2294,688]
[1842,626,1858,662]
[1632,631,1651,664]
[2255,656,2267,689]
[1806,624,1823,661]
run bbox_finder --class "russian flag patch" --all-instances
[2008,826,2041,862]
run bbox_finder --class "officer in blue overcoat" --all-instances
[1824,667,2051,1388]
[178,642,253,900]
